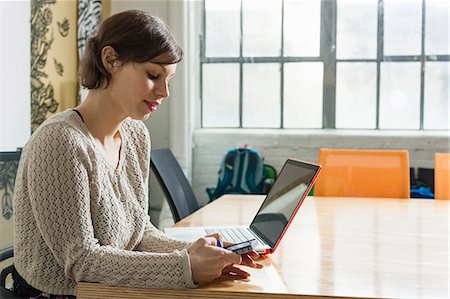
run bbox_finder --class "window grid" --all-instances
[200,0,449,130]
[280,0,285,128]
[420,0,425,130]
[239,0,243,128]
[321,0,336,129]
[376,0,384,129]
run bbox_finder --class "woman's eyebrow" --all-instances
[147,63,175,76]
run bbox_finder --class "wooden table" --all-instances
[77,195,449,299]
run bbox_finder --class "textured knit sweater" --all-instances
[13,110,196,296]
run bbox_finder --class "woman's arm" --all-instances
[133,121,192,252]
[27,123,196,289]
[135,218,192,252]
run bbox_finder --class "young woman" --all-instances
[13,9,261,298]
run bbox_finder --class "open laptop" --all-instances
[164,158,321,254]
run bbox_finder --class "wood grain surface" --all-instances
[77,195,449,299]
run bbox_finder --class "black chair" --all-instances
[0,150,24,298]
[0,249,25,299]
[150,149,199,223]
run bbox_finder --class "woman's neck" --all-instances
[75,89,125,145]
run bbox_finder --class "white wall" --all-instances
[0,1,31,151]
[192,130,450,206]
[110,1,192,227]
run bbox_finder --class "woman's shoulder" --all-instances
[28,110,89,148]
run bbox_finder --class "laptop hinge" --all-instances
[249,226,272,249]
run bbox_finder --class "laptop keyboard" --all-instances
[205,227,265,245]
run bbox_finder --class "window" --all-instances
[200,0,449,130]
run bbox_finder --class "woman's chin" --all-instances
[130,111,152,121]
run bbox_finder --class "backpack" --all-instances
[206,148,276,202]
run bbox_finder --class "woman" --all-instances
[13,10,261,298]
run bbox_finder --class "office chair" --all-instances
[150,149,200,222]
[314,149,410,198]
[0,151,25,298]
[0,249,25,299]
[434,153,450,200]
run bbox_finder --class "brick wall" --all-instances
[192,129,449,206]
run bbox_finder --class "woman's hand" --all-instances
[187,236,241,284]
[240,250,264,269]
[220,251,264,279]
[222,240,264,269]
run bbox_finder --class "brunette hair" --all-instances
[79,10,183,89]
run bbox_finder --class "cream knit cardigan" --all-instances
[13,110,196,296]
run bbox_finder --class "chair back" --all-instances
[0,150,24,298]
[150,149,199,222]
[314,149,410,198]
[434,153,450,200]
[0,151,21,221]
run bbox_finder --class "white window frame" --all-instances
[199,0,450,130]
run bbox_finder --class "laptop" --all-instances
[164,158,322,254]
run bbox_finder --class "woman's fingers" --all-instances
[205,233,222,244]
[247,250,260,258]
[257,253,269,260]
[188,237,243,284]
[202,235,219,246]
[218,242,263,269]
[240,252,263,268]
[222,240,234,247]
[224,250,242,265]
[222,265,251,279]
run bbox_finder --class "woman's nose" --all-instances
[155,81,170,99]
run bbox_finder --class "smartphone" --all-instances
[224,239,257,255]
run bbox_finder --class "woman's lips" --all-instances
[144,100,159,112]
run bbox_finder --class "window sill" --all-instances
[194,128,449,138]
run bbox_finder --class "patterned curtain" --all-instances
[30,0,78,132]
[77,0,102,102]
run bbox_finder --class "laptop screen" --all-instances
[250,159,320,249]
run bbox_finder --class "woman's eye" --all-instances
[148,73,159,80]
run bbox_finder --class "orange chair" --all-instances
[434,153,450,200]
[314,149,410,198]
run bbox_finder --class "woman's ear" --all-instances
[101,46,119,73]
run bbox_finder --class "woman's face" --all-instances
[108,60,177,121]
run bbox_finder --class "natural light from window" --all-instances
[201,0,449,131]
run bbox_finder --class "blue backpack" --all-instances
[206,148,276,202]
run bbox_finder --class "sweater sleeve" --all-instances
[132,121,193,252]
[27,123,196,289]
[135,217,192,252]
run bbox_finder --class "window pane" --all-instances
[424,62,450,130]
[284,0,320,57]
[243,0,282,57]
[202,64,240,127]
[336,63,377,129]
[380,62,421,129]
[243,63,280,127]
[284,62,323,128]
[205,0,241,57]
[336,0,378,59]
[425,0,450,55]
[384,0,422,56]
